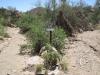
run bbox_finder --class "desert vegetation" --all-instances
[17,0,100,74]
[0,0,100,75]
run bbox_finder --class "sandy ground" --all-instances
[65,30,100,75]
[0,27,100,75]
[0,27,31,75]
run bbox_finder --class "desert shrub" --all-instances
[41,44,61,70]
[35,64,44,74]
[30,26,66,55]
[59,56,67,71]
[0,17,5,36]
[52,27,66,52]
[16,13,67,55]
[56,4,94,35]
[0,16,10,38]
[0,24,4,36]
[60,61,67,71]
[92,9,100,24]
[16,14,32,33]
[16,13,48,54]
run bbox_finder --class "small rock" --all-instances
[26,56,44,65]
[48,66,65,75]
[40,46,57,55]
[7,73,10,75]
[72,65,76,67]
[48,70,65,75]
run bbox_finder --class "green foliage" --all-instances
[41,44,61,70]
[0,7,19,37]
[0,17,5,36]
[0,14,9,37]
[0,24,4,36]
[16,14,32,33]
[16,13,48,54]
[52,27,66,51]
[35,64,44,73]
[60,61,67,71]
[59,56,67,71]
[92,9,100,24]
[16,13,66,55]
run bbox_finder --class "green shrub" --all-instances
[16,13,66,55]
[16,13,47,54]
[0,17,9,38]
[41,44,61,70]
[16,14,32,33]
[0,24,4,36]
[52,27,66,52]
[91,9,100,24]
[35,64,44,74]
[0,17,5,36]
[59,56,67,71]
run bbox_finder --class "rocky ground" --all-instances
[65,30,100,75]
[0,27,34,75]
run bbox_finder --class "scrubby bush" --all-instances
[0,16,9,38]
[0,24,4,36]
[59,56,67,71]
[92,9,100,24]
[16,13,47,54]
[41,44,61,70]
[0,17,5,36]
[52,27,66,52]
[35,64,44,74]
[16,13,66,55]
[16,14,32,32]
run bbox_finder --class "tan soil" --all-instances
[65,30,100,75]
[0,27,32,75]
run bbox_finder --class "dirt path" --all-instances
[65,30,100,75]
[0,27,30,75]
